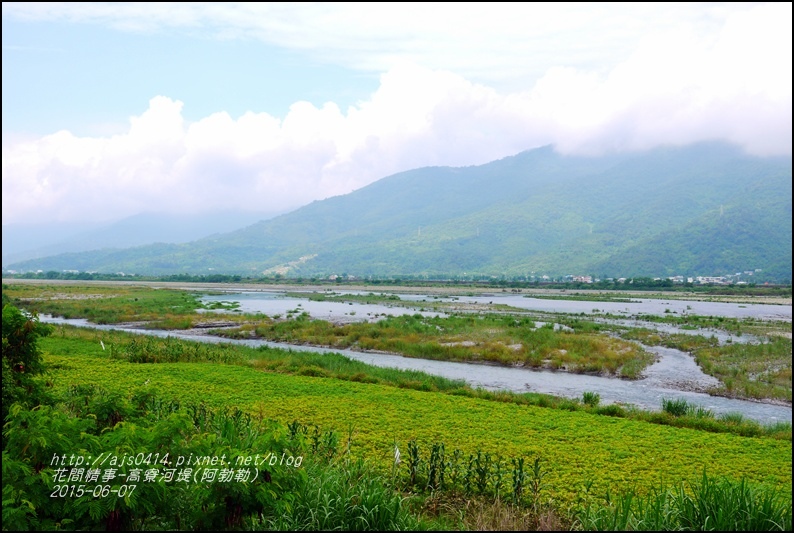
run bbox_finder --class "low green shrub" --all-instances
[582,391,601,407]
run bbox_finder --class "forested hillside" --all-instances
[8,142,791,280]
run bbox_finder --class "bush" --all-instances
[661,398,691,417]
[594,404,626,417]
[2,304,52,424]
[582,391,601,407]
[298,365,332,378]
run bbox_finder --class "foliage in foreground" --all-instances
[37,333,793,501]
[575,470,792,531]
[2,303,52,434]
[4,388,791,531]
[2,390,431,531]
[3,302,792,530]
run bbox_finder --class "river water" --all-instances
[200,290,446,322]
[200,289,791,322]
[455,294,792,320]
[196,290,792,424]
[41,305,791,424]
[313,289,792,320]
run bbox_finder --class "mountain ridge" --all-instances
[6,142,792,281]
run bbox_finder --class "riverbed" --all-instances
[41,311,792,424]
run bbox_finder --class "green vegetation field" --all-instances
[3,282,793,530]
[39,330,791,504]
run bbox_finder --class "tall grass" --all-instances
[576,471,793,531]
[262,459,429,531]
[582,391,601,407]
[696,338,792,402]
[661,398,691,417]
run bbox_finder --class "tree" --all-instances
[2,304,52,424]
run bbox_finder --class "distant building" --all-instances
[695,276,728,285]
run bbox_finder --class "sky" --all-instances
[2,2,792,226]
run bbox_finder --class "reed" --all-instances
[576,470,793,531]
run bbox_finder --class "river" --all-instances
[41,308,791,424]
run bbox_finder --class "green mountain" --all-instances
[7,142,792,281]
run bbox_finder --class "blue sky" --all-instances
[2,16,378,137]
[2,3,792,226]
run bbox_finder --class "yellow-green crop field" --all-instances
[42,344,792,506]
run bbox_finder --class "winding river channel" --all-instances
[41,290,792,424]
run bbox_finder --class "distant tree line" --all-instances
[4,271,244,283]
[2,270,790,295]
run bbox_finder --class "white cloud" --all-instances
[2,3,791,225]
[0,2,764,90]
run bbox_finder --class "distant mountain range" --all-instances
[2,211,275,267]
[6,142,792,281]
